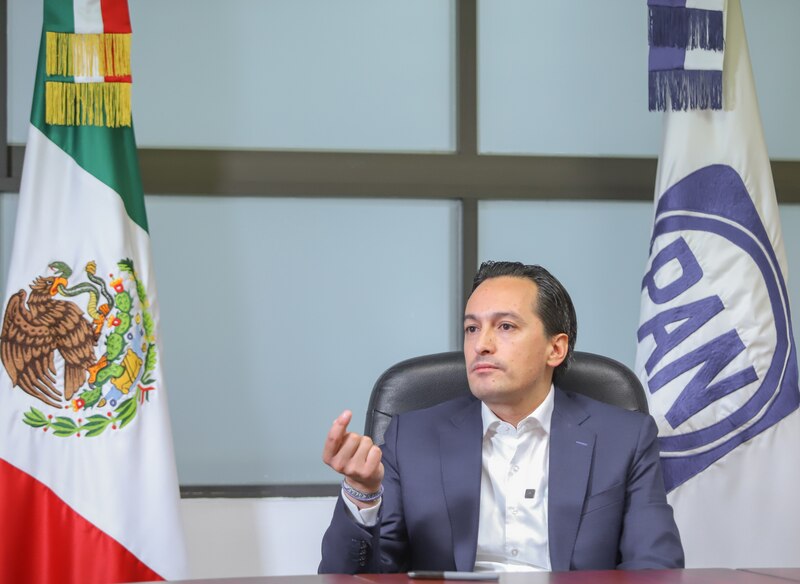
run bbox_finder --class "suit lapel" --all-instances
[439,397,483,571]
[548,389,595,572]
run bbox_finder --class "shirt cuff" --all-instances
[341,488,381,526]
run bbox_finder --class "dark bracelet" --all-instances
[341,479,383,502]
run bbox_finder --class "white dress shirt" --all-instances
[474,386,553,572]
[343,387,555,572]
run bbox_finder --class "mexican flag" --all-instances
[0,1,188,582]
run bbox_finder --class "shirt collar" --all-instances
[481,384,555,437]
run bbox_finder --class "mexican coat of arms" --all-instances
[1,258,158,437]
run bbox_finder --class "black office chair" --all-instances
[364,350,648,444]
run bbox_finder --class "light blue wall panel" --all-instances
[8,0,456,152]
[478,201,800,372]
[478,0,657,156]
[0,194,18,294]
[6,1,38,142]
[478,0,800,158]
[145,196,460,484]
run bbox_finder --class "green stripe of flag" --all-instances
[44,0,74,32]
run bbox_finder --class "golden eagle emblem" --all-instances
[2,274,96,406]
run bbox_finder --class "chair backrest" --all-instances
[364,350,649,444]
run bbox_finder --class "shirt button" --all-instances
[511,549,519,557]
[510,507,518,516]
[512,464,520,472]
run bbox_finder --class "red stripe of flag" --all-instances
[0,459,163,584]
[100,0,132,83]
[100,0,131,33]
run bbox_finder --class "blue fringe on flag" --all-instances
[649,69,723,111]
[649,6,724,51]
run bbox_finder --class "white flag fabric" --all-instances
[636,0,800,568]
[0,1,188,582]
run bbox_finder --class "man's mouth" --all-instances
[471,361,501,373]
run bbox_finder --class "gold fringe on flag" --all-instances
[46,81,132,127]
[46,32,131,78]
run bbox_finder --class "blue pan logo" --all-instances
[637,164,799,491]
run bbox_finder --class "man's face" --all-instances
[463,276,567,413]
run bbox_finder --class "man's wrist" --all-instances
[342,478,383,508]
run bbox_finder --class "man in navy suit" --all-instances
[319,261,683,573]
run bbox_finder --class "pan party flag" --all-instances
[0,1,188,582]
[637,0,800,567]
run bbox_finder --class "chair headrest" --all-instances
[364,351,648,444]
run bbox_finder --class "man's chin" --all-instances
[468,382,507,402]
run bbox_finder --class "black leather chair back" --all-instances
[364,350,648,444]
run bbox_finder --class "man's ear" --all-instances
[546,333,569,368]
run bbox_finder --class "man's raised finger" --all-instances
[322,410,353,462]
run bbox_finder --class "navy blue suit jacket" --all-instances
[319,389,684,573]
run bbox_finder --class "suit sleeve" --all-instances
[617,415,685,569]
[318,415,409,574]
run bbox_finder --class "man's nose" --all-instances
[474,329,495,354]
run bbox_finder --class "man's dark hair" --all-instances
[471,260,577,379]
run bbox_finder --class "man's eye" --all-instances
[465,325,477,334]
[500,323,514,331]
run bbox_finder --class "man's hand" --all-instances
[323,410,384,508]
